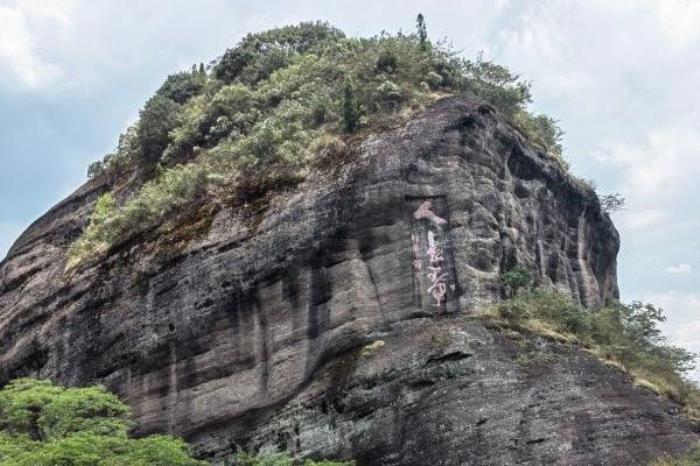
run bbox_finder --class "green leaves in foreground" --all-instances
[0,378,206,466]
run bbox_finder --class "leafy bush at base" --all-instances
[481,289,700,414]
[0,378,206,466]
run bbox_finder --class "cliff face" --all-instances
[0,97,696,465]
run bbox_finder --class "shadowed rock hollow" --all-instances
[0,97,697,465]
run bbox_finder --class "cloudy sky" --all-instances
[1,0,699,378]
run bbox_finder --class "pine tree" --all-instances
[416,13,428,50]
[199,62,205,75]
[343,81,360,133]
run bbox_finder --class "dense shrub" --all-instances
[343,81,360,133]
[499,266,532,298]
[513,111,564,158]
[157,68,207,104]
[87,125,140,180]
[213,22,345,85]
[460,52,532,117]
[138,94,182,164]
[0,379,205,465]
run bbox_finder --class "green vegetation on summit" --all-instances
[70,18,564,267]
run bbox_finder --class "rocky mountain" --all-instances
[1,95,697,465]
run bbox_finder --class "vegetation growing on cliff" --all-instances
[231,452,354,466]
[478,288,700,418]
[69,18,564,267]
[0,378,205,465]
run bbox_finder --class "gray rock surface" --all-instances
[0,96,697,465]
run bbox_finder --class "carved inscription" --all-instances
[410,198,456,310]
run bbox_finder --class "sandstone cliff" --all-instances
[0,97,697,465]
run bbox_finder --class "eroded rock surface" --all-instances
[1,97,696,465]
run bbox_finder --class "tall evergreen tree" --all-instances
[416,13,428,50]
[343,81,360,133]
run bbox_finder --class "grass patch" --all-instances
[651,442,700,466]
[515,340,559,370]
[360,340,385,357]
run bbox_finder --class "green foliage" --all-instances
[416,14,428,50]
[513,111,564,159]
[343,81,360,133]
[600,192,626,214]
[157,69,207,104]
[87,125,140,180]
[138,94,182,163]
[495,288,591,335]
[75,20,568,266]
[499,266,532,298]
[0,379,205,466]
[214,22,345,85]
[461,52,532,117]
[68,164,208,267]
[375,49,398,74]
[231,451,354,466]
[483,290,700,414]
[67,192,117,267]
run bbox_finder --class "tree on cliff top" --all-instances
[0,378,206,466]
[416,14,428,50]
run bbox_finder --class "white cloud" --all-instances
[0,0,77,89]
[617,208,665,231]
[604,122,700,198]
[0,4,57,88]
[641,291,700,381]
[666,264,693,275]
[596,121,700,240]
[656,0,700,49]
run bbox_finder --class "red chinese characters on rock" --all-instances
[426,231,447,305]
[413,200,447,225]
[412,200,448,307]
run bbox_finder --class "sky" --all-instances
[0,0,699,379]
